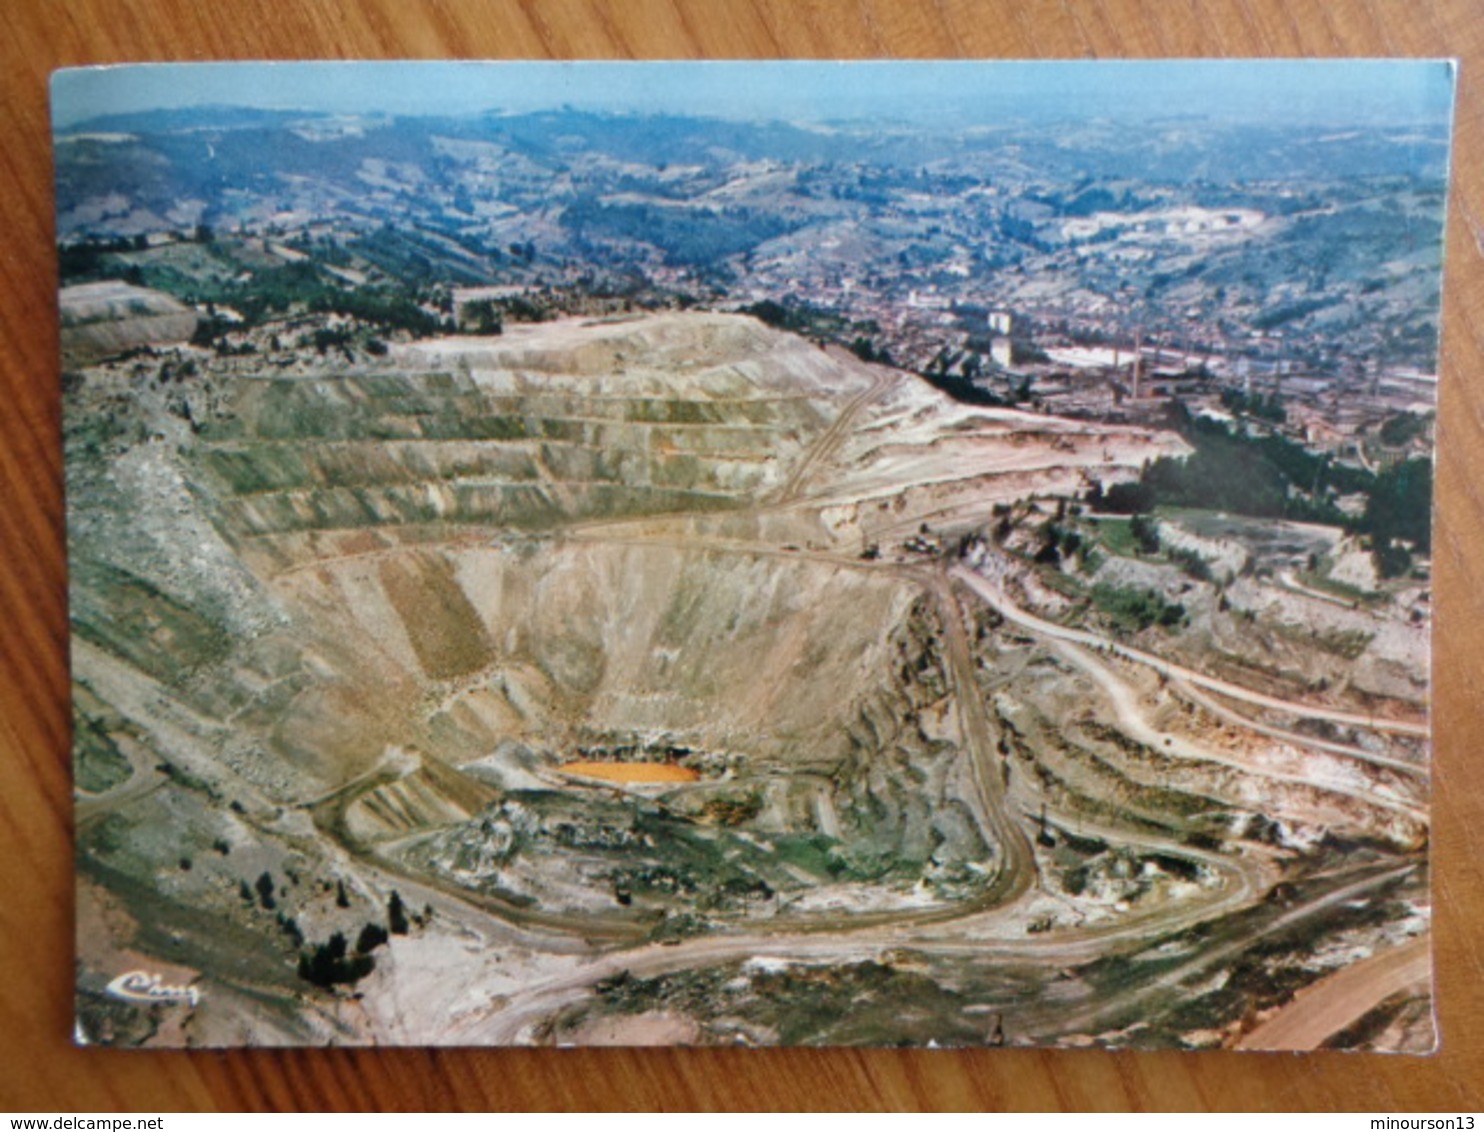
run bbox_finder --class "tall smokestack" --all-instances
[1132,327,1143,400]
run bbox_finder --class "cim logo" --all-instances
[105,970,200,1007]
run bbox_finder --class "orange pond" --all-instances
[560,761,701,784]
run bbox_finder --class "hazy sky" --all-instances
[52,59,1456,131]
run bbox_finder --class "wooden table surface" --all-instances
[4,0,1483,1112]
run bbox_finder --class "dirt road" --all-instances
[921,567,1037,904]
[1235,934,1431,1050]
[1046,638,1427,823]
[950,564,1429,740]
[1033,862,1420,1038]
[773,362,898,504]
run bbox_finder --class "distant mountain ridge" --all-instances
[55,105,1453,199]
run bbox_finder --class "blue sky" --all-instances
[52,59,1456,131]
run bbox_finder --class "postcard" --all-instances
[55,60,1451,1049]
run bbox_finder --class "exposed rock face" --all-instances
[70,311,1422,1049]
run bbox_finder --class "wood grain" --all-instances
[3,0,1482,1112]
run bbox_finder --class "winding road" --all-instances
[1235,933,1431,1050]
[772,362,899,504]
[423,418,1432,1047]
[949,564,1429,740]
[1044,637,1427,823]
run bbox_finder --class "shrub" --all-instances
[388,891,410,935]
[297,932,374,989]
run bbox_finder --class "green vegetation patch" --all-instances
[1053,723,1230,828]
[1297,568,1377,605]
[70,559,233,685]
[1083,868,1417,1043]
[768,834,845,879]
[1092,516,1140,559]
[198,447,315,494]
[1095,408,1433,579]
[71,691,134,795]
[1378,412,1431,448]
[1271,620,1375,661]
[564,198,796,267]
[1038,568,1087,601]
[403,784,920,922]
[1090,583,1186,633]
[580,958,987,1047]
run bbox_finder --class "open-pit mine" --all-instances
[69,309,1431,1050]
